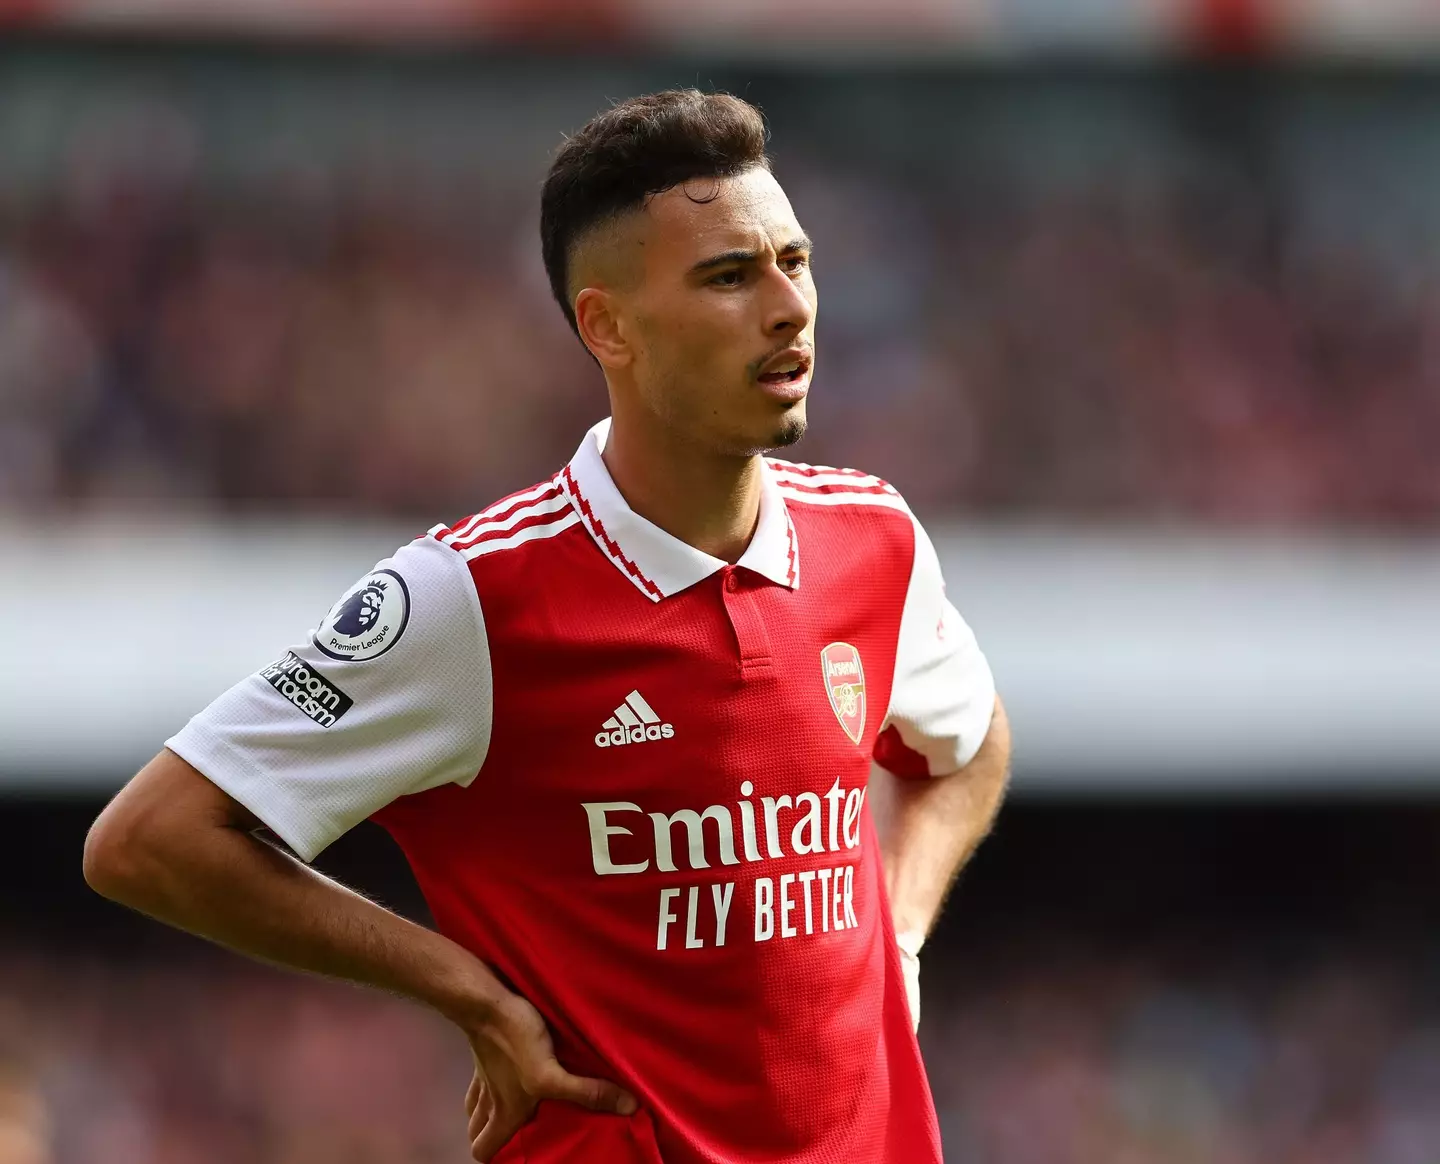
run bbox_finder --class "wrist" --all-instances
[423,947,514,1034]
[897,929,924,1031]
[895,928,925,960]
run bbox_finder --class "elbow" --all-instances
[82,810,135,902]
[84,750,232,910]
[83,800,161,907]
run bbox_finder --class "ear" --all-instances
[574,287,632,370]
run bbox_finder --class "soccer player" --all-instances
[83,90,1011,1163]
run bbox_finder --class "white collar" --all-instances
[559,418,799,602]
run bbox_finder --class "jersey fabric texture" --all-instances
[167,418,996,1164]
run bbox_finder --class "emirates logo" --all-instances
[821,642,866,745]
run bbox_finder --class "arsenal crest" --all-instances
[820,642,866,745]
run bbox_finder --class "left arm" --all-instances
[869,695,1011,942]
[875,503,1009,1025]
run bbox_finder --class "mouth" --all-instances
[755,347,813,401]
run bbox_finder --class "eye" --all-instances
[709,269,744,287]
[781,255,810,275]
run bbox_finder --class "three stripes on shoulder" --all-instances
[428,460,910,568]
[767,462,907,511]
[430,478,577,561]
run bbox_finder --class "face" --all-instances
[575,167,817,457]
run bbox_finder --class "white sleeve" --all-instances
[165,534,491,862]
[878,512,996,776]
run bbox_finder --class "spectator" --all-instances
[3,66,1438,525]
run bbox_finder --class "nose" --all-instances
[760,263,814,338]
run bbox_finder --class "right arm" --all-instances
[84,750,634,1160]
[83,536,636,1160]
[84,746,509,1030]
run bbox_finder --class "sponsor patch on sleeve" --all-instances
[260,652,354,728]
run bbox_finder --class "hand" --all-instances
[463,991,638,1162]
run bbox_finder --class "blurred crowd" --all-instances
[3,938,1439,1164]
[0,949,465,1164]
[2,62,1440,526]
[927,942,1440,1164]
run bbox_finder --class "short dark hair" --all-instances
[540,89,771,337]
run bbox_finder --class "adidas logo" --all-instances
[594,690,675,748]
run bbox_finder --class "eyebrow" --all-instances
[689,235,814,275]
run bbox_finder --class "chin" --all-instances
[769,411,807,450]
[711,404,807,458]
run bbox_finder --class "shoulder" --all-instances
[425,474,580,563]
[766,457,911,514]
[766,457,905,504]
[330,477,582,664]
[767,456,921,566]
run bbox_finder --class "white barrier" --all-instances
[2,517,1437,792]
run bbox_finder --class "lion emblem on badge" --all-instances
[314,568,410,662]
[331,578,389,638]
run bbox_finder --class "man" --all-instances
[84,89,1011,1163]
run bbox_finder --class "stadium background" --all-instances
[3,1,1440,1160]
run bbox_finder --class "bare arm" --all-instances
[870,696,1012,941]
[84,749,635,1160]
[84,748,504,1020]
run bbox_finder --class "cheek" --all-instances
[635,294,753,392]
[653,313,734,373]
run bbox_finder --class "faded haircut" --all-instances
[540,89,771,337]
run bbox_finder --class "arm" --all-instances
[84,747,504,1026]
[869,695,1011,942]
[85,750,635,1160]
[873,507,1008,1029]
[83,536,636,1161]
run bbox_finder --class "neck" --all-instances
[601,405,763,565]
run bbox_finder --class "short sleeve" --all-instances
[165,534,491,862]
[874,512,996,778]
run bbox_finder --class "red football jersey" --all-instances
[169,419,996,1163]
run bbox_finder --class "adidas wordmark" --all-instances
[595,690,675,748]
